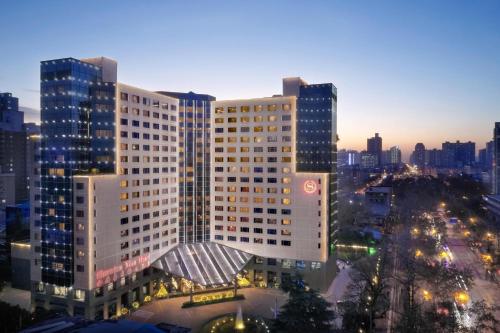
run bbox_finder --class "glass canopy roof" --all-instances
[151,242,253,286]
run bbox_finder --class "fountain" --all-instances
[234,306,245,331]
[201,305,269,333]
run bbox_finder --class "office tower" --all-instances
[33,57,179,319]
[210,77,337,291]
[494,123,500,194]
[0,92,22,131]
[426,148,442,168]
[441,141,476,168]
[360,151,378,169]
[367,133,382,166]
[156,91,215,243]
[413,143,426,168]
[0,92,28,204]
[388,146,402,165]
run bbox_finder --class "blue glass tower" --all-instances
[156,91,215,243]
[40,58,116,286]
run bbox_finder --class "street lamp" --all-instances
[422,289,432,301]
[454,291,469,305]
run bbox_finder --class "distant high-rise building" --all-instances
[441,141,475,168]
[338,149,360,167]
[426,148,442,168]
[413,143,426,168]
[156,91,215,244]
[0,92,28,205]
[388,146,402,165]
[0,92,22,131]
[493,123,500,194]
[367,133,382,166]
[360,151,378,169]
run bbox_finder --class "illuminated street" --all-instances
[444,220,500,318]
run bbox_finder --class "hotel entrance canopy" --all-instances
[151,242,253,286]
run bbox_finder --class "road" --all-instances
[445,221,500,312]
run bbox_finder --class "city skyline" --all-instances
[0,1,499,159]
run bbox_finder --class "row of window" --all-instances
[119,143,177,152]
[215,225,291,235]
[214,146,292,153]
[214,235,291,246]
[120,106,176,121]
[214,104,291,114]
[214,157,292,163]
[215,166,291,173]
[120,118,177,132]
[214,115,291,123]
[214,126,291,133]
[214,136,291,143]
[120,92,177,111]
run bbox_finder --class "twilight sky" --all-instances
[1,0,499,160]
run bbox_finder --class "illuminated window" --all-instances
[215,107,224,114]
[268,126,277,132]
[282,188,291,194]
[215,137,224,143]
[120,205,129,212]
[240,147,250,152]
[228,137,237,143]
[228,147,236,153]
[254,126,263,132]
[228,195,236,202]
[253,197,263,203]
[282,219,291,225]
[241,116,250,122]
[228,117,237,123]
[267,198,276,204]
[282,104,291,111]
[282,198,291,205]
[254,157,263,162]
[254,105,263,112]
[240,157,250,162]
[215,118,224,123]
[228,107,237,113]
[254,116,263,122]
[120,193,128,200]
[267,104,277,111]
[240,137,250,143]
[241,106,250,113]
[282,146,292,152]
[282,157,292,162]
[268,115,277,121]
[282,177,291,184]
[240,207,249,213]
[48,168,65,176]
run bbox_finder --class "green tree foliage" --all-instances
[272,276,335,333]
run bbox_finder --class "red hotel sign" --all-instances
[95,254,150,287]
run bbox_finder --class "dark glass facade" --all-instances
[40,58,115,286]
[157,91,215,243]
[296,83,338,253]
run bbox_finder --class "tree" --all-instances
[466,300,500,333]
[272,276,335,333]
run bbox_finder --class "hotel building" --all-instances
[32,57,179,319]
[210,77,338,290]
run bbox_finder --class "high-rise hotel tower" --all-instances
[32,57,179,318]
[210,78,337,290]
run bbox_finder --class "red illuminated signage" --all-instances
[95,254,150,287]
[303,180,317,194]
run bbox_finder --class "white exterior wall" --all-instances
[210,97,328,263]
[73,84,179,291]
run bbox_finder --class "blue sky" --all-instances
[1,0,499,158]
